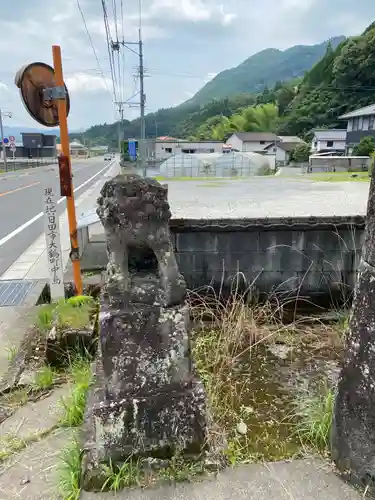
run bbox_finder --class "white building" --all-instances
[263,142,299,164]
[311,129,347,154]
[152,136,224,160]
[263,136,307,165]
[225,132,278,153]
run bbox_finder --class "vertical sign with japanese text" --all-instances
[43,183,65,300]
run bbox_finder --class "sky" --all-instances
[0,0,374,132]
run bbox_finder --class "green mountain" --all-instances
[70,35,347,146]
[187,37,345,106]
[277,22,375,137]
[193,20,375,141]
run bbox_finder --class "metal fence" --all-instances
[0,157,58,172]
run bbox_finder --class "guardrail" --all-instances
[0,158,58,172]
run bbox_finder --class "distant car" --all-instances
[104,154,112,161]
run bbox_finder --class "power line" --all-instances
[112,0,119,42]
[76,0,110,94]
[101,0,118,104]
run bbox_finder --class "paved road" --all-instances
[0,157,113,277]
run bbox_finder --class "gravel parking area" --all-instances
[164,177,370,219]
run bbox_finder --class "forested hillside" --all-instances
[188,36,344,106]
[71,23,375,146]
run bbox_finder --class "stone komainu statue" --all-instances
[97,174,185,306]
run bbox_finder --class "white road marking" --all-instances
[0,160,115,248]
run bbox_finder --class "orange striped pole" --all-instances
[52,45,83,295]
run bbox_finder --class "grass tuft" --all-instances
[59,439,82,500]
[36,296,97,331]
[60,357,92,428]
[6,344,18,362]
[33,365,56,390]
[293,384,334,453]
[66,295,95,307]
[190,289,343,464]
[36,304,55,330]
[308,171,370,182]
[101,458,142,492]
[159,456,204,483]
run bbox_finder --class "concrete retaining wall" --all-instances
[171,216,365,301]
[79,215,366,302]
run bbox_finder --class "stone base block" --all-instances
[81,378,207,491]
[99,301,192,399]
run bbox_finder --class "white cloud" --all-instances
[65,73,113,93]
[146,0,236,25]
[0,0,374,131]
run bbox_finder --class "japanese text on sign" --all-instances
[43,185,64,299]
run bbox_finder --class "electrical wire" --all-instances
[101,0,118,104]
[76,0,111,94]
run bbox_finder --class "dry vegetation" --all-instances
[189,290,346,463]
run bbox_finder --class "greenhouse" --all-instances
[159,152,273,178]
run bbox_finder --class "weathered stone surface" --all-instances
[97,174,186,307]
[82,175,208,491]
[45,320,97,366]
[83,376,206,462]
[332,172,375,491]
[99,300,191,398]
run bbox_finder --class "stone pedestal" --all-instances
[82,174,207,490]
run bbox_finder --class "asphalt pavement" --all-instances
[0,157,113,277]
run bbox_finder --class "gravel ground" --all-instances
[163,177,370,219]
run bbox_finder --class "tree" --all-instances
[275,83,296,115]
[210,103,279,140]
[240,103,279,132]
[290,143,311,162]
[352,136,375,157]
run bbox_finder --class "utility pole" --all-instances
[138,28,146,177]
[111,25,147,175]
[0,109,11,172]
[114,102,124,156]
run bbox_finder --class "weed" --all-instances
[190,290,342,464]
[56,300,95,330]
[36,304,55,330]
[36,296,96,331]
[159,456,204,483]
[60,385,87,427]
[67,355,93,387]
[60,358,92,428]
[59,439,82,500]
[33,365,56,390]
[0,434,26,461]
[0,428,57,462]
[6,344,17,362]
[2,388,29,410]
[293,383,334,453]
[66,295,95,307]
[101,458,142,492]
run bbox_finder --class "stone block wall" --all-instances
[171,216,366,300]
[78,215,366,302]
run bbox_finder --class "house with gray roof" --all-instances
[311,129,347,154]
[339,104,375,152]
[225,132,278,153]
